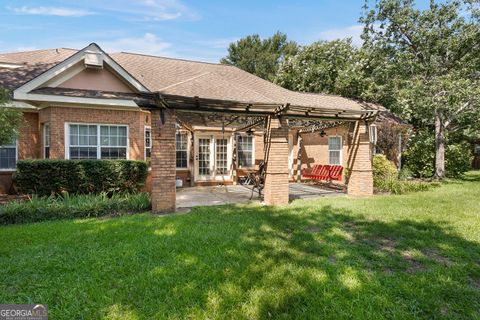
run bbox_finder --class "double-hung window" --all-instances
[100,125,128,159]
[0,139,16,170]
[44,123,50,159]
[68,124,128,160]
[237,135,254,167]
[328,136,342,165]
[176,133,188,169]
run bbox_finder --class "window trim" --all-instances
[65,122,129,160]
[144,126,151,160]
[328,135,343,165]
[236,134,255,169]
[43,123,50,159]
[0,139,18,172]
[369,125,378,155]
[176,131,190,170]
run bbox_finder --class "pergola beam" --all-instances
[234,117,266,132]
[139,92,379,122]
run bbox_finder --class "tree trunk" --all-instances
[434,108,446,179]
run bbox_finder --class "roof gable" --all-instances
[13,43,149,99]
[56,66,135,93]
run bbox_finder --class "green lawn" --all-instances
[1,173,480,319]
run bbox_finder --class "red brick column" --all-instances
[151,109,176,213]
[347,121,373,196]
[264,117,289,205]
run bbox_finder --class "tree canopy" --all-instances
[274,39,375,100]
[220,31,298,81]
[361,0,480,178]
[0,89,23,146]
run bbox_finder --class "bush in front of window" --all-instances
[15,159,148,197]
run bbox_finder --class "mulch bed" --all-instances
[0,194,29,205]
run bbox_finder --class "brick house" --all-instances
[0,43,379,200]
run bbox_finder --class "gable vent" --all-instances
[84,51,103,69]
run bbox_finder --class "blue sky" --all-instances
[0,0,431,62]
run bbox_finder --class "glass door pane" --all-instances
[198,138,211,175]
[215,138,228,175]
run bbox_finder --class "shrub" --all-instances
[378,179,440,195]
[373,154,398,187]
[445,142,472,178]
[403,129,472,178]
[373,154,440,194]
[402,129,435,178]
[398,167,414,180]
[0,192,151,224]
[15,160,148,196]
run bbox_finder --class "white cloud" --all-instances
[84,0,198,21]
[319,24,364,47]
[11,6,95,17]
[100,33,172,55]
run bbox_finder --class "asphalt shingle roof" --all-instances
[0,48,383,111]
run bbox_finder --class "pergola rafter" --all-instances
[140,92,379,124]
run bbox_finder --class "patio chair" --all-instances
[247,161,265,200]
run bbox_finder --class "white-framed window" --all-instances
[44,123,50,159]
[0,139,17,170]
[176,132,188,169]
[237,135,254,168]
[66,123,128,160]
[328,136,342,165]
[145,126,151,159]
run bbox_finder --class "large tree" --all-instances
[361,0,480,178]
[274,39,375,99]
[0,89,23,145]
[220,31,298,81]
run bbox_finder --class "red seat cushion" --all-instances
[303,164,343,181]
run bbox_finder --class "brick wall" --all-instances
[0,173,12,194]
[150,109,176,213]
[39,106,149,160]
[264,118,290,205]
[347,122,373,196]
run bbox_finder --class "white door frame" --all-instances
[194,133,233,182]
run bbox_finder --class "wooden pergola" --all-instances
[139,92,378,213]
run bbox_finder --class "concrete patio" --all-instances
[176,183,345,209]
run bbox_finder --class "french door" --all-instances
[194,134,232,181]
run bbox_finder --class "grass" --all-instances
[1,172,480,319]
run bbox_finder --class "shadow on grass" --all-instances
[2,203,480,319]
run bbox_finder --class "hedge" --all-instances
[15,160,148,196]
[0,192,151,225]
